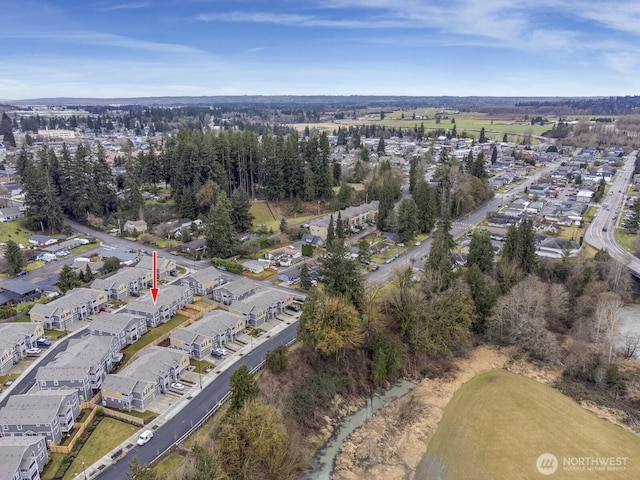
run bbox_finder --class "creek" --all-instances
[306,379,415,480]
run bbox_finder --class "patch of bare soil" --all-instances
[332,346,563,480]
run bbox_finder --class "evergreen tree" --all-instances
[84,264,95,282]
[413,179,437,233]
[319,241,365,311]
[397,198,418,243]
[466,264,496,334]
[358,239,371,264]
[336,211,344,239]
[334,183,353,211]
[206,191,236,259]
[300,263,312,290]
[502,133,508,143]
[230,188,254,231]
[377,137,386,155]
[467,229,494,272]
[426,219,455,286]
[279,216,288,234]
[519,218,538,274]
[4,240,24,275]
[228,365,259,413]
[326,214,335,247]
[57,265,81,293]
[623,200,640,233]
[479,127,487,143]
[360,146,370,162]
[490,145,498,165]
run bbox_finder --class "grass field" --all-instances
[62,418,138,480]
[154,452,185,478]
[0,220,36,245]
[250,200,276,228]
[120,313,191,366]
[421,370,640,479]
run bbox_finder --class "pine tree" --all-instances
[279,216,288,234]
[427,219,455,286]
[57,265,81,293]
[377,137,386,155]
[300,263,312,290]
[326,214,335,247]
[490,145,498,164]
[4,240,24,275]
[228,365,259,413]
[467,229,494,272]
[84,264,95,282]
[397,198,418,243]
[230,188,254,231]
[206,191,236,259]
[336,211,345,239]
[319,241,365,311]
[479,127,487,143]
[413,179,437,233]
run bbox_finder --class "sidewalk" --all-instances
[85,316,296,478]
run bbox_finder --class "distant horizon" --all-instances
[4,1,640,99]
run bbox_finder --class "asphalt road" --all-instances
[0,328,89,407]
[584,151,640,274]
[96,322,298,480]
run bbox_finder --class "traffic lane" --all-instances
[97,323,298,480]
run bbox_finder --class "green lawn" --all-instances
[120,314,191,366]
[154,452,184,478]
[62,418,139,480]
[615,228,636,253]
[420,370,640,479]
[0,220,36,245]
[250,201,276,228]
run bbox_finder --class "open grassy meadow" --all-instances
[420,370,640,479]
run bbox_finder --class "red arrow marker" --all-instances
[150,251,159,304]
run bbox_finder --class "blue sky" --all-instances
[2,0,639,99]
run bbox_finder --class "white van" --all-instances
[137,430,154,446]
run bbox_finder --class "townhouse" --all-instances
[180,266,227,296]
[89,312,148,349]
[124,285,193,327]
[101,346,189,411]
[309,201,379,241]
[229,288,293,327]
[136,254,177,279]
[0,323,45,374]
[29,288,108,330]
[0,390,80,446]
[91,267,152,300]
[35,336,121,401]
[169,310,246,358]
[0,436,49,480]
[213,278,257,305]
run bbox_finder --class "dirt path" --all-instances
[332,346,562,480]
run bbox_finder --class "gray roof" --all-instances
[101,374,152,397]
[125,285,190,313]
[186,311,241,336]
[233,288,289,313]
[36,364,89,381]
[100,247,139,263]
[90,312,145,335]
[0,436,46,480]
[186,266,224,284]
[0,323,41,351]
[170,328,203,345]
[91,267,149,290]
[216,278,257,297]
[2,279,39,295]
[118,346,187,383]
[0,391,76,425]
[30,287,104,316]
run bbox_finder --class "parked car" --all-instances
[26,348,41,355]
[371,264,380,271]
[170,382,185,391]
[36,338,51,347]
[137,430,154,446]
[212,348,228,357]
[286,304,300,312]
[16,270,27,277]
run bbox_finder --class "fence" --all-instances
[49,407,98,454]
[101,407,145,426]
